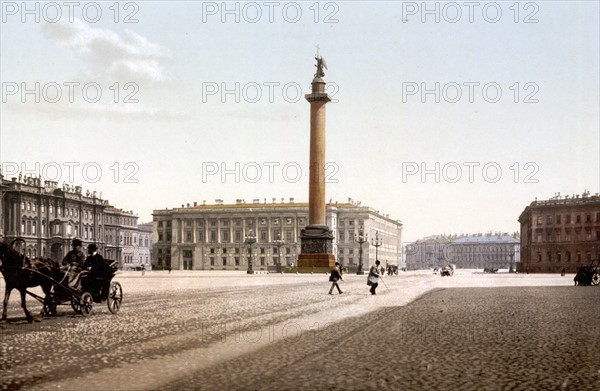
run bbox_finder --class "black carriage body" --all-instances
[574,259,600,286]
[80,259,119,302]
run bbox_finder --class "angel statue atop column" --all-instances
[314,55,328,78]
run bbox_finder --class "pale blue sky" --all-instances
[1,1,599,242]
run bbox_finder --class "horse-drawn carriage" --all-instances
[0,239,123,323]
[573,259,600,286]
[440,264,455,277]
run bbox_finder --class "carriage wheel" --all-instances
[80,293,94,317]
[107,282,123,314]
[592,273,600,286]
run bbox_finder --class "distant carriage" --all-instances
[483,267,499,273]
[573,259,600,286]
[440,264,455,277]
[0,239,123,322]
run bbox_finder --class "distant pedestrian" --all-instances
[367,260,381,295]
[141,264,145,276]
[329,262,343,295]
[167,265,172,273]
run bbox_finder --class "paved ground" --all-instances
[1,270,598,390]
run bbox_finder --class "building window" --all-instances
[586,214,592,223]
[260,231,267,241]
[223,248,227,254]
[186,231,192,242]
[235,257,240,266]
[222,257,227,266]
[566,251,571,262]
[166,232,172,241]
[556,215,561,224]
[576,215,581,223]
[221,230,230,243]
[536,216,542,225]
[286,231,293,241]
[210,230,217,242]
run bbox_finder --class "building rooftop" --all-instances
[453,235,519,244]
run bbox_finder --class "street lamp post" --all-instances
[274,233,285,273]
[245,229,256,274]
[371,230,382,265]
[354,225,368,275]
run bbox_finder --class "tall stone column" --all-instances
[297,56,336,272]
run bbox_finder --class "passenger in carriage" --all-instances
[84,243,104,272]
[62,239,86,291]
[84,243,107,298]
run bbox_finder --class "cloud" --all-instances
[41,18,170,83]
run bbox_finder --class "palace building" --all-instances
[152,198,403,271]
[405,233,520,271]
[0,171,152,270]
[519,191,600,273]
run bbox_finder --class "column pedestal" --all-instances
[297,224,335,273]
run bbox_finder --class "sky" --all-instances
[1,1,599,243]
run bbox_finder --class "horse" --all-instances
[0,239,59,323]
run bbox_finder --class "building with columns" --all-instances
[519,191,600,273]
[405,232,520,271]
[152,198,403,271]
[0,171,151,269]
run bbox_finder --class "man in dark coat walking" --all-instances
[328,262,343,295]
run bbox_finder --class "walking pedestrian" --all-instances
[367,260,381,295]
[328,262,343,294]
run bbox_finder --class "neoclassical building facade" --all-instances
[0,172,151,269]
[519,192,600,273]
[153,199,403,271]
[405,233,520,271]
